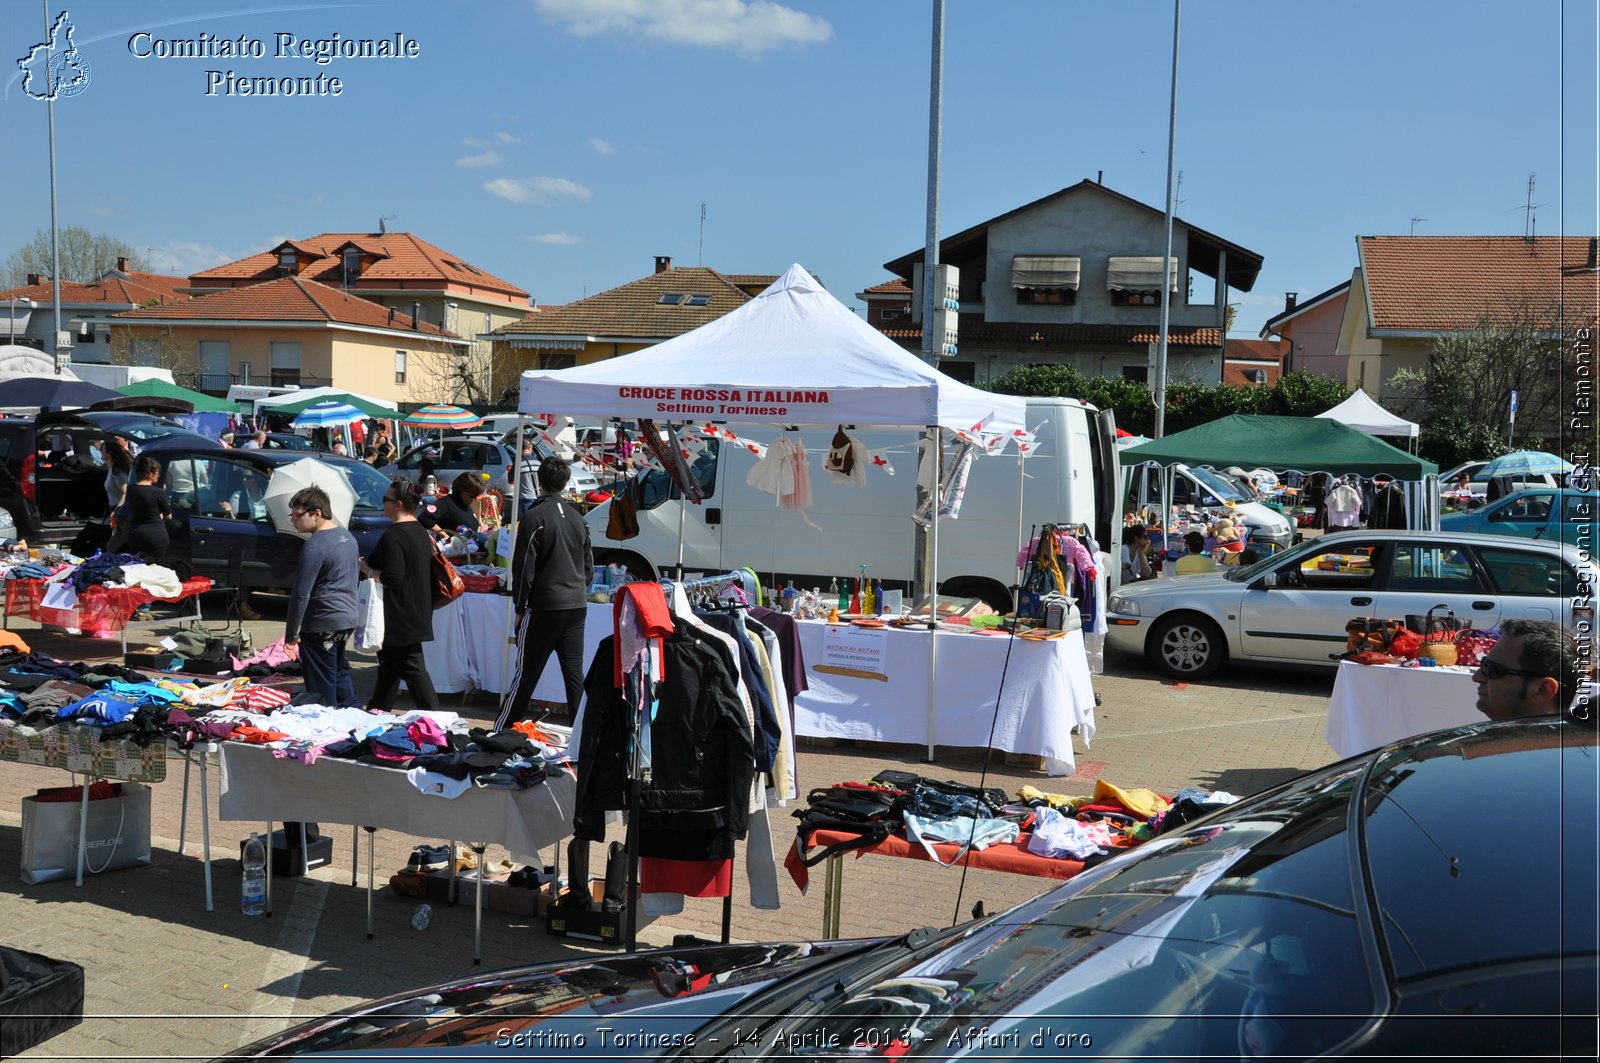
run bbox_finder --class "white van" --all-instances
[583,398,1119,611]
[1123,461,1295,550]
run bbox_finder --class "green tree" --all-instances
[5,227,145,286]
[1386,302,1570,468]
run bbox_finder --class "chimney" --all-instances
[116,256,129,273]
[1096,170,1103,184]
[1285,292,1298,313]
[387,307,396,326]
[410,301,422,330]
[654,255,672,274]
[1589,237,1597,271]
[26,273,42,286]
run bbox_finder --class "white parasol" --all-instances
[262,458,358,536]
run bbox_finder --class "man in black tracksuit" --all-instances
[496,457,594,728]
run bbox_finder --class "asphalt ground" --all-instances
[0,589,1343,1060]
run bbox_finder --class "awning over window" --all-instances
[1106,256,1178,292]
[1011,255,1080,290]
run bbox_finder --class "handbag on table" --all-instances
[430,538,465,609]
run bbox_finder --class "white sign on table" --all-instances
[819,624,888,678]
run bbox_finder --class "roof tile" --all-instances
[192,232,528,300]
[111,275,462,337]
[492,267,752,341]
[1361,236,1598,331]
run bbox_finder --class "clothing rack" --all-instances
[620,571,749,951]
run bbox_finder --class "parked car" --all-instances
[143,446,392,591]
[1438,459,1560,502]
[382,435,600,500]
[1440,487,1599,546]
[259,432,315,451]
[1106,529,1596,678]
[0,504,16,541]
[216,715,1596,1061]
[0,411,213,542]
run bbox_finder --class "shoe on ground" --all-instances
[406,843,449,873]
[240,599,262,621]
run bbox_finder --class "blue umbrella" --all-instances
[1481,450,1573,478]
[289,401,365,429]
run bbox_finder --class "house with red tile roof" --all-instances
[1257,281,1351,381]
[111,275,470,403]
[1335,235,1597,404]
[1221,337,1287,387]
[873,178,1263,387]
[487,256,779,400]
[0,258,188,363]
[189,230,529,402]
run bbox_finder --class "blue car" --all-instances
[1440,487,1599,546]
[143,446,394,591]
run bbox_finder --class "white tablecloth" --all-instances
[792,623,1096,776]
[1324,661,1481,758]
[422,595,609,700]
[217,742,575,863]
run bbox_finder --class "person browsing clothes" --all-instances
[363,479,440,711]
[123,455,171,563]
[283,485,359,707]
[418,472,483,539]
[495,456,593,728]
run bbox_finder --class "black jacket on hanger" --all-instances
[573,632,755,859]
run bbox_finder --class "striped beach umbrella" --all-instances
[402,404,483,429]
[289,401,367,428]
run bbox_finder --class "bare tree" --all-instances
[106,323,201,388]
[5,227,146,286]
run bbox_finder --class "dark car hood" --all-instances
[219,939,866,1059]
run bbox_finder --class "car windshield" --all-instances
[745,760,1377,1060]
[329,458,391,509]
[1186,465,1248,503]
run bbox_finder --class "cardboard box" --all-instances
[388,869,457,903]
[544,877,643,945]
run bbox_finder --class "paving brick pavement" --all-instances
[0,591,1345,1059]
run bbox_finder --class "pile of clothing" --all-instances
[1021,780,1240,865]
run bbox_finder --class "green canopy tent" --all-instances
[114,378,237,413]
[1119,415,1436,478]
[1119,415,1440,531]
[261,391,395,419]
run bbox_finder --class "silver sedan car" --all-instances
[1107,529,1595,678]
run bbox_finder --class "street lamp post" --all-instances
[8,297,36,345]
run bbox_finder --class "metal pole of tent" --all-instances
[926,426,941,763]
[500,423,526,693]
[674,425,687,580]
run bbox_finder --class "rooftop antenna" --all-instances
[1409,216,1426,236]
[1519,174,1543,244]
[1174,168,1185,206]
[378,213,396,235]
[697,202,707,266]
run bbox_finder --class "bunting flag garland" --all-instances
[866,449,896,475]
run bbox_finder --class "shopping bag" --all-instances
[355,579,385,650]
[19,782,152,885]
[430,539,465,609]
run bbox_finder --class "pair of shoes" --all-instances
[406,843,450,873]
[240,599,262,621]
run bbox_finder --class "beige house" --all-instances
[1336,235,1596,403]
[1257,281,1351,381]
[111,276,470,404]
[187,230,528,402]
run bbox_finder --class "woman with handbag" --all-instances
[362,478,440,710]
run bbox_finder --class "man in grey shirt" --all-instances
[284,485,360,706]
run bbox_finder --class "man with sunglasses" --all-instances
[284,486,359,707]
[1472,618,1580,721]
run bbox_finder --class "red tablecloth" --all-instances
[786,827,1086,892]
[6,576,213,634]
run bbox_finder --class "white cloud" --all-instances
[455,149,504,168]
[143,241,234,276]
[524,232,584,245]
[462,135,489,147]
[495,130,521,144]
[586,137,615,155]
[484,177,592,205]
[535,0,833,55]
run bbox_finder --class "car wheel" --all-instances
[1149,613,1225,679]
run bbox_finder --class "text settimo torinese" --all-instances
[617,386,830,419]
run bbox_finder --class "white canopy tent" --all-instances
[518,264,1024,436]
[519,264,1030,761]
[1315,389,1419,439]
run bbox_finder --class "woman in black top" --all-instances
[363,478,440,710]
[418,472,484,539]
[123,455,171,562]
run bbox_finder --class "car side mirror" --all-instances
[1258,572,1278,589]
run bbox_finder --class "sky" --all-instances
[1,0,1595,340]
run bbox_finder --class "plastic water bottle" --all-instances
[411,903,432,931]
[241,833,267,916]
